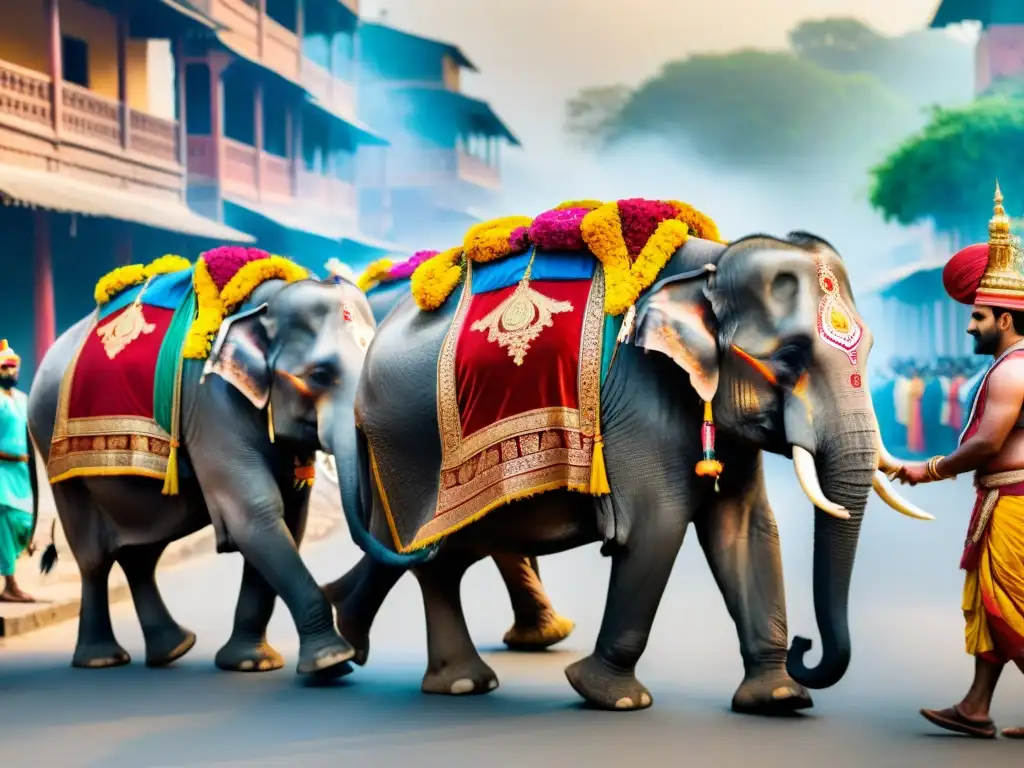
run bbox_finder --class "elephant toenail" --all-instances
[239,660,255,671]
[258,659,273,671]
[772,686,796,699]
[487,679,498,690]
[450,678,475,694]
[615,697,634,709]
[640,693,651,706]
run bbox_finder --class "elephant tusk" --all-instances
[791,446,850,520]
[871,470,934,521]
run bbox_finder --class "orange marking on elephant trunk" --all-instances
[730,345,778,385]
[277,369,315,397]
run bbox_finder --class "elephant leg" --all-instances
[194,464,352,679]
[695,461,812,715]
[51,481,130,669]
[118,543,196,667]
[492,554,575,651]
[417,553,498,696]
[323,554,405,667]
[564,508,687,711]
[215,492,311,673]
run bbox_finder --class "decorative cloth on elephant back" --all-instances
[377,199,724,552]
[48,248,309,493]
[48,255,195,486]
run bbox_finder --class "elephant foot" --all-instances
[731,668,813,716]
[72,641,131,669]
[422,659,499,696]
[215,637,285,673]
[296,634,355,679]
[503,614,575,651]
[564,654,652,711]
[145,627,197,668]
[334,611,370,667]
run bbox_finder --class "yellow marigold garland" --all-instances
[555,199,604,211]
[581,202,691,316]
[182,255,308,360]
[463,216,532,263]
[410,247,464,310]
[667,200,725,243]
[357,257,394,293]
[94,254,192,305]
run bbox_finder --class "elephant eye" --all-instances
[771,272,799,303]
[306,364,339,389]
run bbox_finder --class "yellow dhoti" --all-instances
[963,491,1024,662]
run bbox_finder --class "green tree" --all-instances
[789,17,974,109]
[564,84,631,149]
[599,49,917,175]
[869,96,1024,240]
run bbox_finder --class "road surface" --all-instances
[2,455,1022,766]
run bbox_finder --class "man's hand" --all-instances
[26,541,37,557]
[895,462,931,486]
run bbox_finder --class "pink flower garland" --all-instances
[202,246,273,291]
[527,207,590,251]
[388,250,438,280]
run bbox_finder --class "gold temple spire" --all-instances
[976,180,1024,310]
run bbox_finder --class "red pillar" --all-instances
[173,36,187,200]
[33,211,56,366]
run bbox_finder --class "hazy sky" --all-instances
[360,0,953,150]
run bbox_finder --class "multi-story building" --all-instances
[931,0,1024,93]
[355,20,519,250]
[0,0,252,376]
[182,0,399,272]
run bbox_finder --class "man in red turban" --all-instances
[899,185,1024,739]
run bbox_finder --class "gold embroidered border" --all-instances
[409,436,594,550]
[442,407,580,469]
[59,415,169,439]
[577,266,604,435]
[48,433,171,484]
[436,258,474,459]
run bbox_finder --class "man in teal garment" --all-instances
[0,339,37,602]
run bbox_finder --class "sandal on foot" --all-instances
[920,706,997,739]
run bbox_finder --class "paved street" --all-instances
[2,455,1023,766]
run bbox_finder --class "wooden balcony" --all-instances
[302,60,357,122]
[187,136,358,221]
[194,0,301,83]
[0,58,182,198]
[378,147,501,191]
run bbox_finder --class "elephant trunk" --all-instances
[785,406,875,689]
[320,386,435,568]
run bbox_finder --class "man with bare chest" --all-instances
[896,185,1024,739]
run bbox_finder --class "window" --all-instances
[62,36,89,88]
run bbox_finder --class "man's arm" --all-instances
[936,358,1024,477]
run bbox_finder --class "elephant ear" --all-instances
[634,279,719,402]
[201,303,272,409]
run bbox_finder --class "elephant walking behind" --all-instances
[28,250,405,677]
[324,226,929,712]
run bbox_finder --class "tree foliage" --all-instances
[602,49,917,174]
[564,85,631,149]
[869,96,1024,239]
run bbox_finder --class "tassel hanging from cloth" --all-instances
[695,400,723,480]
[590,433,611,496]
[161,348,186,496]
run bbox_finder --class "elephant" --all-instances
[27,274,407,676]
[320,231,929,711]
[325,261,574,651]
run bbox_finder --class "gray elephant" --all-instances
[28,261,407,677]
[324,258,574,651]
[322,231,928,712]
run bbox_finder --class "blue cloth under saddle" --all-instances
[98,267,195,320]
[471,249,595,294]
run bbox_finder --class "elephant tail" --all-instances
[334,420,439,568]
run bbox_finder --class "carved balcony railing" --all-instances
[0,57,181,170]
[297,168,357,219]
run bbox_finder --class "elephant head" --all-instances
[634,232,924,689]
[204,276,433,568]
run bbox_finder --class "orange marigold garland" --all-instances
[463,216,532,263]
[94,254,192,305]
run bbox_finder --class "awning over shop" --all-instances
[303,95,389,146]
[0,163,254,242]
[397,87,520,145]
[224,194,407,257]
[866,258,949,301]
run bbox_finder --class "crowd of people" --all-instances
[872,356,989,459]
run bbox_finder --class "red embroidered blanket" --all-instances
[48,302,175,484]
[392,261,604,551]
